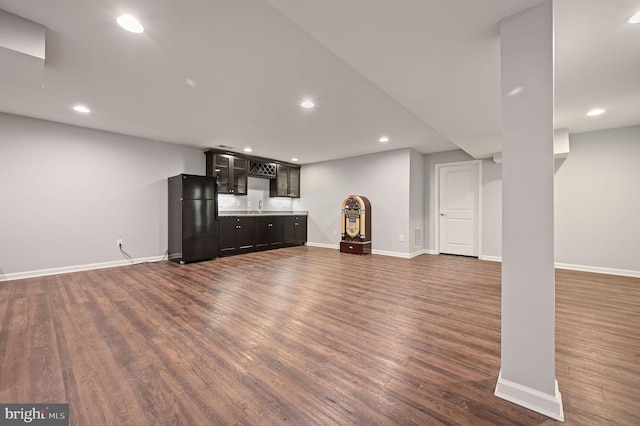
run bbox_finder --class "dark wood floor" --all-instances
[1,247,639,425]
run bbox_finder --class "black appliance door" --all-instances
[182,199,219,262]
[182,175,217,200]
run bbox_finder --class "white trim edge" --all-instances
[305,242,427,259]
[407,249,426,259]
[478,256,640,278]
[554,262,640,278]
[0,255,166,282]
[479,255,502,262]
[304,242,338,250]
[495,369,564,422]
[371,249,411,258]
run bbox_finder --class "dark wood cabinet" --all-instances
[254,216,284,250]
[220,214,305,256]
[205,152,248,195]
[206,150,299,198]
[270,164,301,198]
[219,216,254,256]
[284,215,307,246]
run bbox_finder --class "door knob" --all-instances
[440,213,446,216]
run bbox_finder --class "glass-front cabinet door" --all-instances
[206,152,248,195]
[276,165,289,197]
[214,156,230,193]
[269,164,301,198]
[232,157,248,195]
[288,167,300,198]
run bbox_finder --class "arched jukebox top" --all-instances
[340,195,372,255]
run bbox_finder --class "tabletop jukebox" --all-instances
[340,195,372,255]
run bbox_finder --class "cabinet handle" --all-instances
[349,246,354,249]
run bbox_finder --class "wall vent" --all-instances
[414,228,423,249]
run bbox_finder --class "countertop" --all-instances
[219,210,308,217]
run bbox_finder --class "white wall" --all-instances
[0,113,204,279]
[481,158,502,259]
[554,125,640,274]
[3,113,637,279]
[423,126,640,276]
[295,149,413,256]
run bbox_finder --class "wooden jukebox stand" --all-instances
[339,195,372,255]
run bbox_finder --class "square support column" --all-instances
[495,1,563,421]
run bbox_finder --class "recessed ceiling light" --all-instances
[185,78,196,87]
[300,100,315,109]
[379,136,390,143]
[629,11,640,24]
[243,147,253,153]
[117,15,144,33]
[507,86,524,97]
[587,108,605,116]
[291,158,299,162]
[72,105,90,113]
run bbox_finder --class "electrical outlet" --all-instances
[399,235,404,242]
[333,230,337,236]
[236,200,242,207]
[247,201,252,207]
[116,239,123,247]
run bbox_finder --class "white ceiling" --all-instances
[0,0,638,164]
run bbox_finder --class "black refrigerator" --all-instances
[168,174,219,264]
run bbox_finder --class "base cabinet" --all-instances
[219,216,254,256]
[254,216,284,251]
[284,215,307,246]
[220,215,305,256]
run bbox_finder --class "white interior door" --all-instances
[438,162,479,256]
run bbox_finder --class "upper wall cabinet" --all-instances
[270,164,300,198]
[205,152,248,195]
[205,149,299,197]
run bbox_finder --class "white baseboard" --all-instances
[304,242,338,250]
[0,255,166,282]
[306,242,422,259]
[478,256,640,278]
[408,249,426,258]
[370,249,411,258]
[554,262,640,278]
[479,255,502,262]
[494,369,564,421]
[6,249,638,282]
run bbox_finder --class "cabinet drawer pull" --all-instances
[349,246,354,249]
